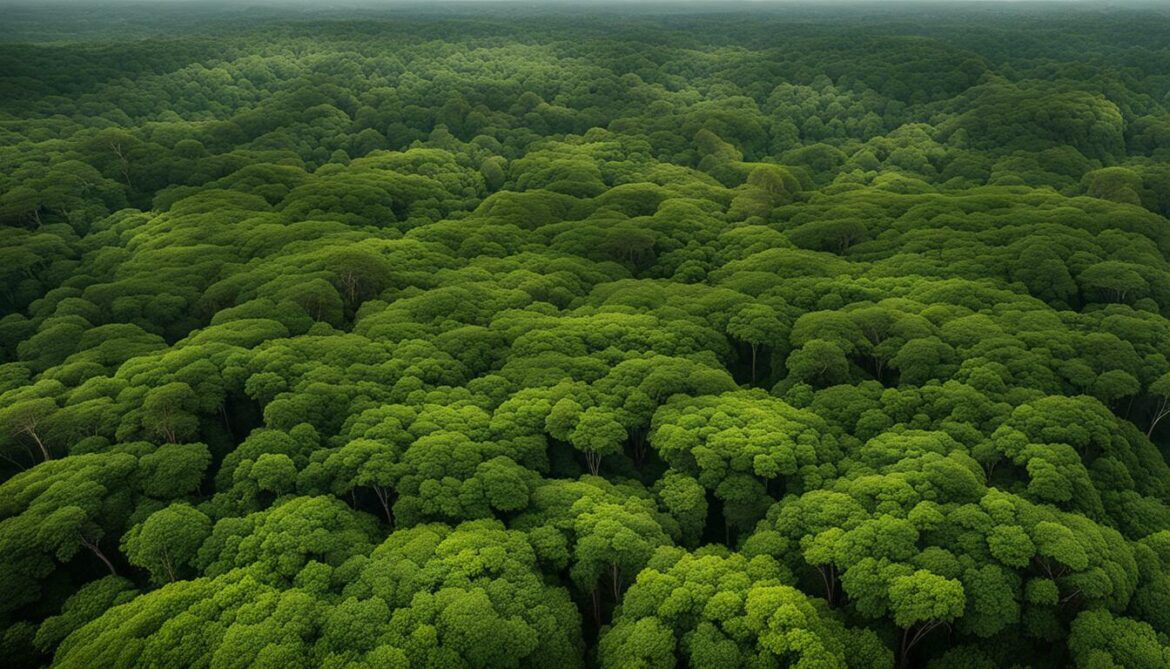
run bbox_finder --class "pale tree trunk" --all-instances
[17,422,51,462]
[585,450,601,476]
[898,621,946,669]
[1148,398,1170,437]
[750,343,758,384]
[80,535,117,576]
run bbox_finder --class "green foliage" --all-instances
[602,550,890,669]
[4,4,1170,668]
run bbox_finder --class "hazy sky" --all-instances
[0,0,1123,4]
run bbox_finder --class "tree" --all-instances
[322,438,401,525]
[123,503,212,583]
[0,453,140,616]
[140,382,200,444]
[33,576,136,655]
[0,397,58,462]
[570,407,627,476]
[1083,167,1143,205]
[651,391,837,540]
[342,520,585,668]
[1079,262,1147,304]
[602,550,891,669]
[655,470,707,547]
[726,303,786,384]
[1145,371,1170,437]
[1068,610,1170,669]
[138,442,211,498]
[196,495,378,582]
[572,500,672,624]
[786,339,852,388]
[889,571,966,668]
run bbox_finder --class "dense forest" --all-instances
[3,1,1170,667]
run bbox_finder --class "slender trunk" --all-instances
[1035,556,1053,579]
[817,564,837,607]
[161,405,177,443]
[25,427,51,462]
[341,273,359,304]
[80,536,117,576]
[219,403,234,440]
[110,141,133,189]
[162,549,176,582]
[590,587,602,627]
[898,628,911,669]
[611,563,621,602]
[828,564,836,606]
[631,431,647,467]
[1147,399,1170,437]
[586,450,601,476]
[750,343,758,385]
[765,475,782,498]
[898,622,940,669]
[373,486,394,526]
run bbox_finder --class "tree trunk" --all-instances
[20,424,51,462]
[109,140,133,189]
[219,403,234,440]
[586,450,601,476]
[750,343,758,385]
[817,564,837,607]
[161,548,176,582]
[898,622,941,669]
[590,587,602,627]
[631,431,647,466]
[373,486,394,527]
[80,535,117,576]
[1147,399,1170,437]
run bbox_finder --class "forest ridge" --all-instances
[3,3,1170,668]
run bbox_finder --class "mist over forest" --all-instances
[3,2,1170,667]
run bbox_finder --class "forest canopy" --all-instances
[3,1,1170,667]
